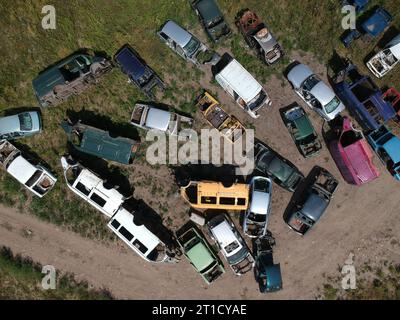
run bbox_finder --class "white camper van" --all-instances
[212,53,271,118]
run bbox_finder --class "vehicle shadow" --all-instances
[376,26,399,49]
[65,108,140,141]
[169,163,247,187]
[123,198,178,250]
[66,146,134,198]
[11,141,54,173]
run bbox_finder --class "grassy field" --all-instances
[0,246,113,299]
[0,0,399,241]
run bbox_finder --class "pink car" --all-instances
[329,117,380,185]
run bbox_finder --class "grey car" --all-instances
[0,111,42,140]
[287,63,345,121]
[157,20,208,65]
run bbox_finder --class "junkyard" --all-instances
[0,0,400,301]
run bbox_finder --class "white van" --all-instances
[212,53,271,118]
[108,208,170,262]
[60,156,126,218]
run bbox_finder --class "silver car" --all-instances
[287,63,345,121]
[243,176,272,238]
[0,111,42,140]
[157,20,207,65]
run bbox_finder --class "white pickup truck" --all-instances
[0,140,56,197]
[367,34,400,78]
[130,103,193,136]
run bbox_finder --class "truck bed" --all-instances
[131,104,147,125]
[0,140,19,166]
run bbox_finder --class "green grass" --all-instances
[0,0,399,239]
[0,246,113,299]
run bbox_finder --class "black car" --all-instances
[190,0,231,42]
[284,166,339,235]
[114,44,165,99]
[254,142,304,192]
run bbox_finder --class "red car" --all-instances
[382,87,400,123]
[329,117,380,186]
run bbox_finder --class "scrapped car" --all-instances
[367,34,400,78]
[333,63,395,131]
[197,91,246,143]
[254,141,304,192]
[287,63,345,121]
[32,53,113,108]
[60,120,139,165]
[108,208,176,263]
[243,176,272,238]
[60,156,126,218]
[284,166,339,235]
[157,20,218,66]
[190,0,231,42]
[0,140,56,197]
[382,87,400,123]
[235,9,283,65]
[207,214,254,276]
[130,103,193,136]
[180,181,249,211]
[176,226,225,284]
[212,53,271,118]
[367,125,400,181]
[329,117,379,186]
[114,44,165,99]
[254,235,282,293]
[281,105,322,158]
[0,111,42,140]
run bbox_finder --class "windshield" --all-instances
[324,96,341,114]
[183,37,200,58]
[383,49,398,66]
[224,241,240,254]
[18,113,32,131]
[248,212,267,223]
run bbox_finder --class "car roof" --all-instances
[292,113,314,140]
[196,181,249,197]
[194,0,222,22]
[383,137,400,164]
[287,63,313,88]
[310,81,336,106]
[115,45,146,80]
[215,58,262,103]
[210,217,242,256]
[110,208,161,256]
[300,190,329,222]
[145,107,171,131]
[0,114,21,135]
[249,191,270,215]
[7,155,38,184]
[160,21,192,48]
[186,241,215,272]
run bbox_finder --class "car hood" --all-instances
[287,64,313,89]
[195,0,222,23]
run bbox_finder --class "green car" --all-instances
[32,53,113,108]
[177,227,225,284]
[61,120,140,165]
[282,105,322,158]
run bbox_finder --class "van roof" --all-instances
[7,156,38,184]
[215,58,263,103]
[197,181,249,197]
[109,208,161,257]
[76,169,125,217]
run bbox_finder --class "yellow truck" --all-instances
[197,92,246,143]
[180,181,249,211]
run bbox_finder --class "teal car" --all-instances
[282,105,322,158]
[32,53,112,108]
[60,120,140,165]
[177,227,225,284]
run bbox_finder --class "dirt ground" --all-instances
[1,50,400,299]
